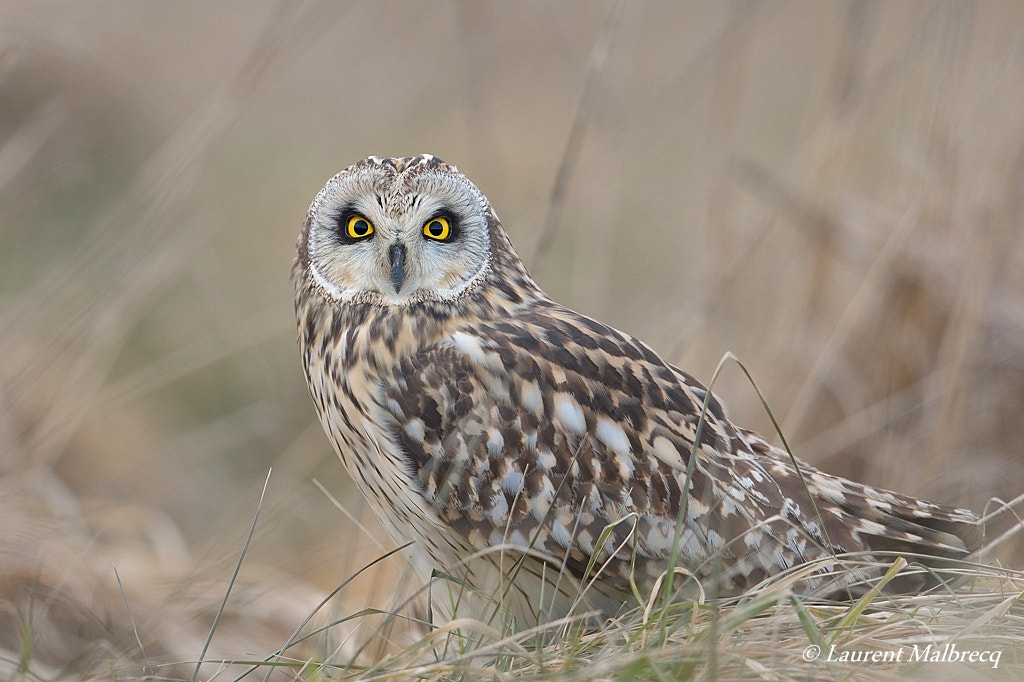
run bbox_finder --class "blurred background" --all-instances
[1,0,1022,676]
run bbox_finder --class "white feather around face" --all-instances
[305,160,493,306]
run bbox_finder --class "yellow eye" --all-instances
[346,215,374,239]
[423,216,452,241]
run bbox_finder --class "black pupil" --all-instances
[352,219,369,235]
[429,221,444,236]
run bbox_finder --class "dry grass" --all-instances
[298,562,1024,681]
[1,1,1023,679]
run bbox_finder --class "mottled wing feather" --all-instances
[381,298,980,601]
[381,301,797,592]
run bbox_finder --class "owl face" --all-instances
[302,155,494,306]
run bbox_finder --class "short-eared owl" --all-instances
[293,155,981,626]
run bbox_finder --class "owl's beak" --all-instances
[389,242,407,293]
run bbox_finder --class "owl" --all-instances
[293,154,982,628]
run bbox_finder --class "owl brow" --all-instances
[410,193,428,212]
[410,194,451,222]
[329,202,358,222]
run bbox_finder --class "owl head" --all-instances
[297,155,537,308]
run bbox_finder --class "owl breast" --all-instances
[296,291,484,585]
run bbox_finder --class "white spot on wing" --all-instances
[651,436,683,469]
[451,331,503,373]
[487,489,509,522]
[520,381,543,416]
[452,332,485,361]
[387,398,405,419]
[537,449,556,471]
[707,528,724,550]
[486,428,504,456]
[551,521,572,548]
[595,418,630,456]
[615,453,634,479]
[404,418,425,442]
[502,470,524,496]
[553,393,586,435]
[531,477,555,520]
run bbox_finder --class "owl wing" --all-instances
[381,298,981,602]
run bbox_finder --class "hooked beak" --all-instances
[389,242,406,293]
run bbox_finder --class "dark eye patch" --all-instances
[330,205,371,245]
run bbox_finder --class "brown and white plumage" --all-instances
[293,155,982,626]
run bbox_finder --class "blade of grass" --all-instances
[832,557,907,638]
[113,566,153,679]
[190,468,271,682]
